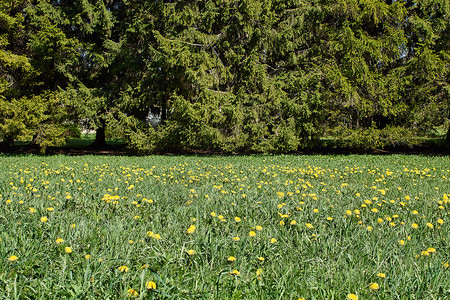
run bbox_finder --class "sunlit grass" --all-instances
[1,154,449,299]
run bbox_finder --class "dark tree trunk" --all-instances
[92,119,107,147]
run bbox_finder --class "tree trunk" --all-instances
[92,119,107,147]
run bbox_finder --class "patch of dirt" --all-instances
[1,144,449,156]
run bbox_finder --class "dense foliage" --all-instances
[1,0,449,153]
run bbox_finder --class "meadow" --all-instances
[0,154,449,299]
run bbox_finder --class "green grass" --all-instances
[1,155,449,299]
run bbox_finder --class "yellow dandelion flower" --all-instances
[366,226,373,231]
[187,225,196,234]
[313,208,319,213]
[399,240,405,245]
[347,293,358,300]
[270,238,277,244]
[85,254,92,260]
[377,218,384,224]
[258,257,265,262]
[354,209,360,215]
[70,224,76,229]
[427,247,436,253]
[421,250,430,256]
[412,210,419,215]
[152,234,161,240]
[412,223,418,229]
[230,270,240,276]
[369,282,379,291]
[65,247,72,253]
[290,220,297,225]
[405,195,410,201]
[40,216,48,222]
[46,207,54,212]
[145,281,156,289]
[127,288,138,297]
[227,256,236,262]
[306,223,313,229]
[255,225,263,231]
[377,273,386,278]
[118,265,129,272]
[141,264,149,269]
[8,255,18,262]
[437,219,444,225]
[279,221,285,226]
[29,207,36,213]
[146,231,154,238]
[234,217,241,222]
[187,250,196,256]
[327,217,333,221]
[232,236,240,241]
[249,231,256,237]
[55,238,64,244]
[426,223,434,229]
[346,210,352,216]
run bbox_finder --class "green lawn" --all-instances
[1,155,449,299]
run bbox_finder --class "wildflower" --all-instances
[187,225,196,234]
[65,247,72,253]
[152,234,161,240]
[270,238,277,244]
[366,226,373,231]
[232,236,240,241]
[346,210,352,216]
[313,208,319,213]
[249,231,256,237]
[146,231,154,238]
[29,207,36,213]
[369,282,379,291]
[227,256,236,262]
[8,255,18,262]
[145,281,156,289]
[347,293,358,300]
[412,210,419,215]
[127,288,138,297]
[85,254,92,260]
[327,217,333,221]
[377,218,384,224]
[40,216,48,222]
[279,221,285,226]
[187,250,196,256]
[427,247,436,253]
[210,212,216,217]
[290,220,297,225]
[258,257,265,262]
[306,223,313,229]
[46,207,54,212]
[255,225,262,231]
[421,250,430,256]
[372,208,378,213]
[399,240,405,245]
[55,238,64,244]
[230,270,240,276]
[377,273,386,278]
[70,224,76,229]
[234,217,241,222]
[118,265,129,272]
[412,223,418,229]
[141,264,149,269]
[426,223,434,229]
[437,219,444,225]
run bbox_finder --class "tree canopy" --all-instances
[1,0,449,153]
